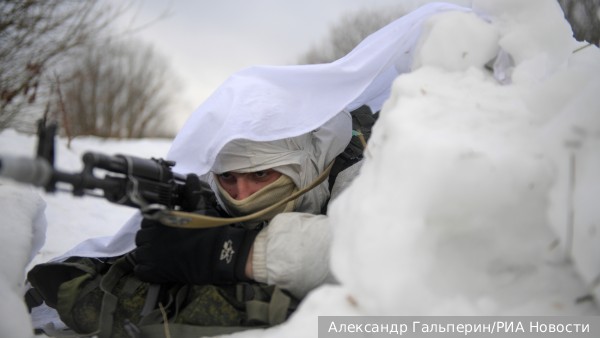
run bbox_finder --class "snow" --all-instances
[1,0,599,337]
[0,185,46,338]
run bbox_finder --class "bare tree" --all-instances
[299,7,407,64]
[56,38,179,139]
[558,0,600,46]
[0,0,122,131]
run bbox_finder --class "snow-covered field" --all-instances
[1,0,599,337]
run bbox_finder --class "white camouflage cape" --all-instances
[50,1,472,263]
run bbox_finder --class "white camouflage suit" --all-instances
[31,3,474,328]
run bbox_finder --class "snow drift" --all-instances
[0,0,599,337]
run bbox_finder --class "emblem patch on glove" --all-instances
[220,240,235,264]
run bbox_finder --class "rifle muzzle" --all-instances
[0,155,53,187]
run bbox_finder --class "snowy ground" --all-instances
[1,0,600,337]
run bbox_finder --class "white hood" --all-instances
[207,111,352,215]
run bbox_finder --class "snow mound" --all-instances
[0,184,46,338]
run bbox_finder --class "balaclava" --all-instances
[206,111,352,217]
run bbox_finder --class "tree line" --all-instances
[0,0,177,139]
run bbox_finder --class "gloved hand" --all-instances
[132,218,259,285]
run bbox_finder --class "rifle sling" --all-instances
[152,161,334,229]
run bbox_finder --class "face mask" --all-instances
[216,174,298,221]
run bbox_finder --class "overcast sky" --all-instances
[113,0,471,130]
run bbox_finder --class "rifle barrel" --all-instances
[0,155,53,187]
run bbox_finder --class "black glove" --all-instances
[132,218,259,285]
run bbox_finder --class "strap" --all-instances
[245,287,292,325]
[150,161,334,229]
[24,287,44,312]
[140,284,161,317]
[137,284,186,328]
[238,283,295,326]
[96,257,134,338]
[267,287,293,324]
